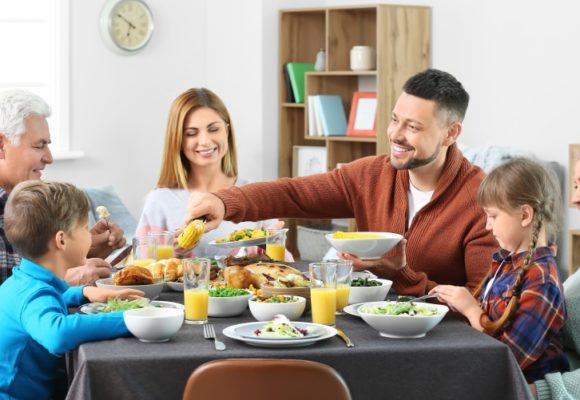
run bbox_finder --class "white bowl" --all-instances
[124,307,184,342]
[208,290,253,317]
[248,295,306,321]
[358,301,448,339]
[325,232,404,259]
[348,278,392,304]
[95,278,164,300]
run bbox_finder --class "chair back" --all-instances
[182,358,351,400]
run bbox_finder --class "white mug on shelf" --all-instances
[350,46,376,71]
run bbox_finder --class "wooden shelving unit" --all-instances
[279,5,431,257]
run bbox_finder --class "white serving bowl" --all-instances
[348,278,392,304]
[208,290,253,317]
[325,232,404,259]
[261,286,311,312]
[358,301,448,339]
[248,295,306,321]
[95,278,164,300]
[124,307,184,342]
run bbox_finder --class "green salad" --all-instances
[91,297,152,313]
[360,302,440,316]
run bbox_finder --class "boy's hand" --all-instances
[83,286,145,303]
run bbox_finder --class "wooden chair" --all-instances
[182,358,352,400]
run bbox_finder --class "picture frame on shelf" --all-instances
[569,144,580,208]
[346,92,377,137]
[292,145,327,177]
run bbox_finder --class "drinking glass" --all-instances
[132,236,157,267]
[334,260,353,314]
[183,258,211,325]
[265,228,288,261]
[147,231,175,260]
[309,262,337,326]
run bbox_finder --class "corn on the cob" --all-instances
[177,219,205,249]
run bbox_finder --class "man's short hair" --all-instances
[0,90,51,145]
[402,69,469,123]
[5,181,89,259]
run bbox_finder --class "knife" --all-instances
[336,328,354,348]
[106,245,133,269]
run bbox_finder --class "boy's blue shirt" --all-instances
[0,258,130,400]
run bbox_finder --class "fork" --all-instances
[203,323,226,351]
[404,293,440,303]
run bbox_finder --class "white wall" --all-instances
[45,0,580,264]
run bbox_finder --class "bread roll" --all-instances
[113,265,154,285]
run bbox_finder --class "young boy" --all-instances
[0,181,144,399]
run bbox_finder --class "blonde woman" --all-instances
[136,88,282,258]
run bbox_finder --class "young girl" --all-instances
[430,157,569,383]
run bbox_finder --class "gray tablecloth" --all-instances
[66,289,531,400]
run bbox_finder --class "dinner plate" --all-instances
[234,324,322,340]
[79,300,184,315]
[166,281,184,292]
[223,321,336,348]
[208,236,267,249]
[343,302,365,318]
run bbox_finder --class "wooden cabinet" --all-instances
[569,230,580,275]
[278,5,431,257]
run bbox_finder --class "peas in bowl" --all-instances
[207,287,253,317]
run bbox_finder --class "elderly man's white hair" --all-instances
[0,90,51,145]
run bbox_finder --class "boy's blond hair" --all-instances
[5,181,89,259]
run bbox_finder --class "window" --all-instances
[0,0,74,156]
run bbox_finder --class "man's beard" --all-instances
[391,142,441,170]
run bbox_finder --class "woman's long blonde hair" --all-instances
[473,158,562,334]
[157,88,238,189]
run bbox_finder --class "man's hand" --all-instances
[83,286,144,303]
[64,258,113,286]
[89,220,126,259]
[185,192,226,231]
[339,239,407,278]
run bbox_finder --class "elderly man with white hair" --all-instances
[0,89,126,285]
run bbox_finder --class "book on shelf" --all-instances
[286,63,314,103]
[307,95,319,136]
[283,66,295,103]
[314,95,347,136]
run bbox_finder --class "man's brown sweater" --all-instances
[217,144,496,295]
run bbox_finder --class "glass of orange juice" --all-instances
[183,258,211,325]
[265,228,288,261]
[334,260,353,314]
[309,262,337,326]
[147,231,175,260]
[131,236,157,268]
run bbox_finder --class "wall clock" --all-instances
[100,0,154,55]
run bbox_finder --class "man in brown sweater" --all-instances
[185,69,496,295]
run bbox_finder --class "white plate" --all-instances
[208,236,267,249]
[343,302,365,318]
[79,300,184,314]
[223,321,336,348]
[166,281,184,292]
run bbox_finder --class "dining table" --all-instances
[65,262,532,400]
